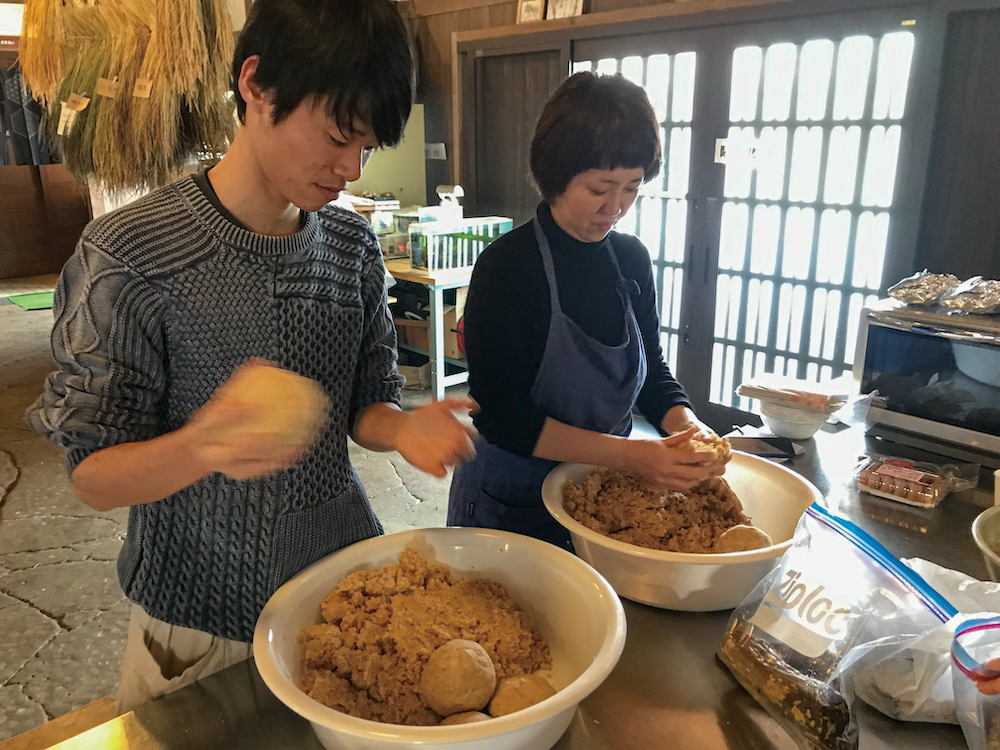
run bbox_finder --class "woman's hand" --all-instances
[660,405,729,476]
[661,405,717,440]
[621,428,716,491]
[393,397,477,478]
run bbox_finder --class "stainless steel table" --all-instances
[50,426,992,749]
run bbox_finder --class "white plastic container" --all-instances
[541,452,822,611]
[254,527,626,750]
[758,398,829,439]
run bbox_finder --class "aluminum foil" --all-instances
[887,271,960,305]
[939,276,1000,314]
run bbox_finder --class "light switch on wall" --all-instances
[425,143,447,160]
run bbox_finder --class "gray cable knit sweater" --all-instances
[26,176,403,642]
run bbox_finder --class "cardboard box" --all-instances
[442,305,464,360]
[394,304,465,360]
[394,316,429,351]
[398,362,431,390]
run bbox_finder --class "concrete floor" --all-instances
[0,284,454,741]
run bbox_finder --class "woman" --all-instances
[447,72,724,549]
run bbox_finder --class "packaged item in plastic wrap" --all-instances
[854,455,980,508]
[888,270,960,305]
[719,504,956,749]
[940,277,1000,315]
[952,616,1000,750]
[736,377,848,414]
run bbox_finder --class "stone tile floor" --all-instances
[0,296,454,741]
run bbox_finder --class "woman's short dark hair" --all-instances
[232,0,415,148]
[530,72,661,202]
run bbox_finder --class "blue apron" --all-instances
[447,218,647,548]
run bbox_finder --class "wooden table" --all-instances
[385,259,473,400]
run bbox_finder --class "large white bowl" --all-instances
[759,399,829,440]
[541,451,822,611]
[254,527,627,750]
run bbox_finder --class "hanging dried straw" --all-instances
[188,0,236,160]
[48,2,111,178]
[94,0,179,190]
[200,0,234,95]
[87,1,161,191]
[141,0,208,99]
[40,0,237,191]
[19,0,66,104]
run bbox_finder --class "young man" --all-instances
[27,0,474,711]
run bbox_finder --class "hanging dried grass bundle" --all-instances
[140,0,208,100]
[20,0,66,104]
[130,93,184,188]
[200,0,234,95]
[185,0,237,162]
[44,0,238,191]
[183,88,235,162]
[48,3,111,178]
[91,2,158,191]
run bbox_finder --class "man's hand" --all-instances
[184,398,307,480]
[70,361,323,510]
[183,361,319,481]
[394,397,477,478]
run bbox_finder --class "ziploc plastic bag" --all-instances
[852,558,1000,725]
[719,503,956,749]
[953,617,1000,750]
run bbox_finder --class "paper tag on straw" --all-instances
[64,93,90,112]
[57,104,78,136]
[95,78,120,98]
[133,77,153,98]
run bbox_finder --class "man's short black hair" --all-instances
[232,0,415,148]
[530,72,661,202]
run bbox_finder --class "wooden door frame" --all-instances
[454,0,1000,203]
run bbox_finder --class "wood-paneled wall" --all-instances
[405,0,517,194]
[0,165,90,280]
[1,2,89,280]
[915,9,1000,280]
[403,0,682,193]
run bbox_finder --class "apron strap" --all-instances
[534,215,640,314]
[601,235,642,303]
[532,217,564,316]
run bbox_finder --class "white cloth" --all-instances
[116,604,252,714]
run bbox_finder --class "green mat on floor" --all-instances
[7,291,55,310]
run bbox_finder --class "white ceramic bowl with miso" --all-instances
[541,452,822,611]
[254,527,626,750]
